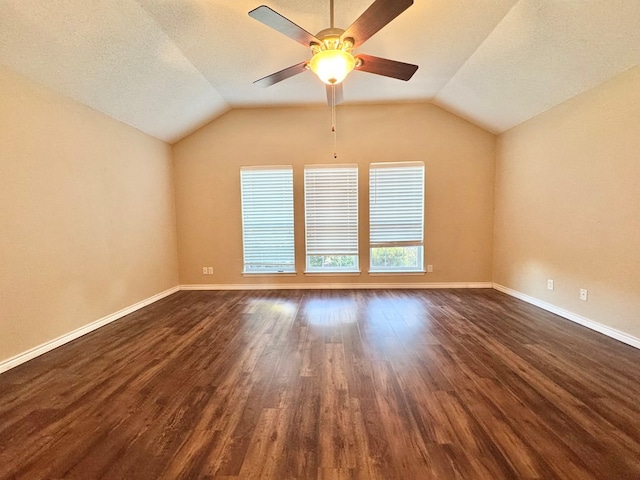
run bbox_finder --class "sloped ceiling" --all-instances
[0,0,638,143]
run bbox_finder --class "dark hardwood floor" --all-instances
[1,289,639,479]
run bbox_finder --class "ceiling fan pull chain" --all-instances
[331,86,337,159]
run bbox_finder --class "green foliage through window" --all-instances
[370,246,422,271]
[308,255,357,270]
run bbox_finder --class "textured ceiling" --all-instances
[1,0,638,143]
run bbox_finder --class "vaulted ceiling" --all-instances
[1,0,639,143]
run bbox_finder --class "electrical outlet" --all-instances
[427,264,433,273]
[547,279,554,290]
[207,266,213,275]
[202,266,207,274]
[580,289,588,301]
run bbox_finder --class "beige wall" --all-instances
[173,103,496,286]
[494,66,640,339]
[0,66,179,363]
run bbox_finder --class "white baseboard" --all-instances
[180,282,493,291]
[493,283,640,350]
[0,286,180,374]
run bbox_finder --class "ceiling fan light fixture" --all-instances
[309,49,356,85]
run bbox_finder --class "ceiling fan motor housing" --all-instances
[311,28,353,53]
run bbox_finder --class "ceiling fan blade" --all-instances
[341,0,413,48]
[254,61,308,88]
[249,5,321,47]
[355,54,418,81]
[326,84,344,107]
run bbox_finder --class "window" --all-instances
[304,165,359,272]
[369,162,425,272]
[240,166,295,273]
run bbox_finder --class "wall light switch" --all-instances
[547,279,554,290]
[207,267,213,275]
[202,267,207,274]
[580,289,588,301]
[427,264,433,273]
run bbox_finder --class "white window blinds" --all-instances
[369,162,425,247]
[240,166,295,273]
[304,165,359,256]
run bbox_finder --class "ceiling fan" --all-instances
[248,0,419,107]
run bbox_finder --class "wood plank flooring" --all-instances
[1,289,640,479]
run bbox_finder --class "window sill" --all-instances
[304,271,361,276]
[368,270,426,276]
[242,272,297,276]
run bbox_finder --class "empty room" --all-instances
[1,0,639,478]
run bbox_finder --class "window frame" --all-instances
[240,165,296,274]
[304,164,359,274]
[369,161,425,273]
